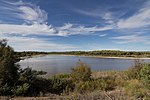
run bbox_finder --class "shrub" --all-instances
[124,79,148,99]
[11,83,30,96]
[96,77,116,91]
[76,77,116,93]
[16,67,51,96]
[139,63,150,85]
[128,58,144,79]
[27,77,51,96]
[49,77,75,95]
[76,81,95,93]
[70,61,91,82]
[115,77,126,88]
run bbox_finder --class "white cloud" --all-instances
[0,23,55,36]
[101,12,115,24]
[102,12,112,20]
[59,23,73,30]
[0,1,113,37]
[0,0,149,51]
[109,1,150,45]
[0,23,113,36]
[1,0,47,24]
[73,8,117,25]
[0,35,77,51]
[18,6,47,24]
[57,23,113,36]
[74,1,150,30]
[117,4,150,29]
[99,34,107,37]
[111,34,150,44]
[73,8,101,17]
[0,0,56,36]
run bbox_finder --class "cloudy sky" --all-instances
[0,0,150,51]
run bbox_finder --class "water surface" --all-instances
[19,55,150,74]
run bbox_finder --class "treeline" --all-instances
[15,50,150,58]
[15,51,48,57]
[50,50,150,57]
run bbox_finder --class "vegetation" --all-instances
[70,61,91,82]
[0,39,19,95]
[124,79,148,99]
[0,39,150,99]
[49,77,74,95]
[0,39,50,96]
[127,58,144,79]
[140,63,150,85]
[15,50,150,60]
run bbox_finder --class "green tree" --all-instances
[0,39,49,96]
[0,39,19,86]
[0,39,19,95]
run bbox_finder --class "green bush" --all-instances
[49,77,75,95]
[27,77,51,96]
[16,67,50,96]
[70,61,91,82]
[11,83,30,96]
[140,63,150,84]
[127,59,144,79]
[12,67,51,96]
[76,81,95,93]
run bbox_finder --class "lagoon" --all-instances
[19,55,150,74]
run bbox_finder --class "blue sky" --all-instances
[0,0,150,51]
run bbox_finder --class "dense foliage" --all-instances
[49,77,75,95]
[0,40,49,96]
[0,39,19,95]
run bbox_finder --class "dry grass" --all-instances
[92,70,128,79]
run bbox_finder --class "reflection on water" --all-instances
[19,55,150,74]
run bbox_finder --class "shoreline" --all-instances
[46,54,150,60]
[79,55,150,60]
[19,54,150,61]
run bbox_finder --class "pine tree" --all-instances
[0,39,19,87]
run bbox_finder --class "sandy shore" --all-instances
[20,54,150,60]
[45,54,150,60]
[79,55,150,60]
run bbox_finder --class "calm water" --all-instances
[19,55,150,74]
